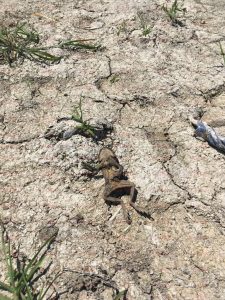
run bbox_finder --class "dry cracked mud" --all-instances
[1,0,225,299]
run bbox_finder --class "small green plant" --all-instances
[0,226,59,300]
[0,23,102,66]
[59,39,100,51]
[142,26,151,37]
[109,74,120,84]
[0,23,61,66]
[162,0,186,25]
[137,12,151,37]
[219,42,225,65]
[113,289,127,300]
[116,21,128,36]
[72,97,96,138]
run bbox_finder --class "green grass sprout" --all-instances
[219,42,225,65]
[116,21,127,36]
[113,289,127,300]
[59,39,100,51]
[137,12,152,36]
[24,47,61,63]
[72,97,97,138]
[0,23,61,66]
[162,0,186,25]
[109,74,120,84]
[0,24,101,66]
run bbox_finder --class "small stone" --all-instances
[38,225,59,241]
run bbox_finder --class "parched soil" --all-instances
[1,0,225,299]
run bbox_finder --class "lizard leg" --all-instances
[111,180,148,216]
[111,179,147,214]
[104,196,131,224]
[127,182,148,214]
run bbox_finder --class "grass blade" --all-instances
[78,97,83,120]
[219,42,225,65]
[1,229,16,290]
[6,239,16,290]
[71,115,82,123]
[24,235,56,277]
[72,97,84,123]
[25,48,62,63]
[114,290,127,300]
[85,126,96,137]
[21,270,33,300]
[0,281,14,292]
[15,23,39,44]
[59,40,100,51]
[38,271,61,300]
[26,249,47,283]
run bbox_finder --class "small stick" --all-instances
[109,207,122,222]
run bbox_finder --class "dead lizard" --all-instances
[98,147,147,224]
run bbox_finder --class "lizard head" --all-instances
[98,147,117,164]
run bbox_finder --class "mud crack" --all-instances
[0,135,41,144]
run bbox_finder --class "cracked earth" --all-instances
[1,0,225,299]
